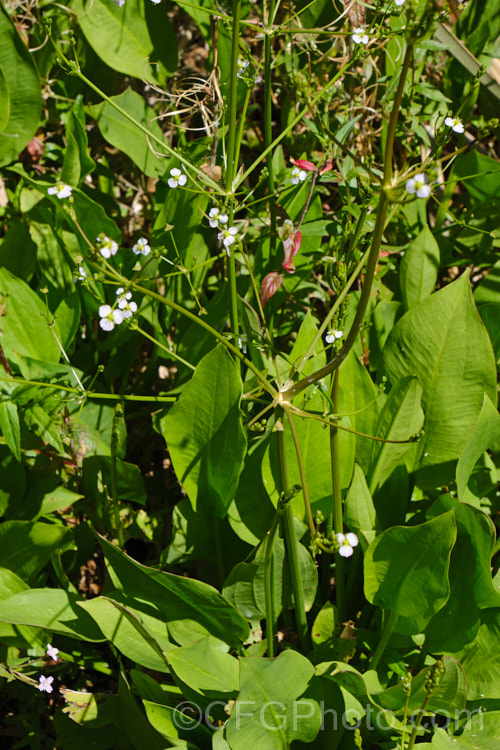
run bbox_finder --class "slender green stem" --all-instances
[369,609,396,671]
[407,694,431,750]
[224,0,242,337]
[0,376,176,402]
[330,368,346,621]
[264,0,277,257]
[134,325,195,371]
[275,412,310,650]
[281,45,414,402]
[110,403,124,547]
[264,512,281,657]
[283,407,315,539]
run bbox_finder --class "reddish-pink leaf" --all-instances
[282,230,302,273]
[260,271,284,305]
[319,159,334,175]
[291,158,316,172]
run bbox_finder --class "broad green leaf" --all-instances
[344,464,377,540]
[367,376,424,494]
[54,292,81,351]
[338,349,379,472]
[0,267,60,365]
[60,689,119,728]
[455,609,500,700]
[160,345,246,517]
[23,402,65,454]
[80,594,171,672]
[0,400,21,462]
[225,651,321,749]
[167,636,239,699]
[72,0,177,82]
[376,657,466,715]
[0,588,105,641]
[143,700,211,748]
[454,151,500,204]
[400,226,440,309]
[0,447,26,515]
[282,539,318,613]
[0,566,44,648]
[61,98,95,185]
[98,534,249,648]
[475,259,500,305]
[223,561,265,624]
[431,712,500,749]
[0,520,70,582]
[383,273,497,488]
[88,88,168,179]
[0,5,42,166]
[478,303,500,365]
[0,223,37,281]
[118,673,168,750]
[456,394,500,500]
[364,512,457,634]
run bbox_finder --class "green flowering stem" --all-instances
[281,45,414,402]
[275,410,310,650]
[110,403,124,548]
[225,0,243,338]
[264,0,277,257]
[264,511,281,658]
[330,368,346,621]
[406,694,431,750]
[369,609,396,671]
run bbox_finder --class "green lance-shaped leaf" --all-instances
[0,400,21,462]
[88,89,169,179]
[160,344,247,517]
[97,534,249,648]
[383,272,497,488]
[61,98,95,185]
[364,512,457,634]
[0,5,42,166]
[456,393,500,501]
[225,651,321,750]
[400,225,440,310]
[367,376,424,495]
[0,520,70,583]
[72,0,177,83]
[167,635,239,700]
[431,712,500,749]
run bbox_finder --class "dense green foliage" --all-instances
[0,0,499,748]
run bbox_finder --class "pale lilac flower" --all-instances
[168,167,187,188]
[96,235,119,259]
[99,305,125,332]
[444,116,464,134]
[290,167,307,185]
[237,58,250,78]
[218,226,239,253]
[336,532,359,558]
[352,28,369,45]
[132,237,151,256]
[119,299,138,319]
[406,174,431,199]
[38,675,54,693]
[47,182,72,199]
[46,644,59,661]
[325,329,343,344]
[209,207,229,228]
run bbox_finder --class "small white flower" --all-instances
[150,0,161,3]
[238,335,247,354]
[47,182,72,199]
[290,167,307,185]
[394,0,405,5]
[46,644,59,661]
[112,0,126,5]
[208,207,229,228]
[73,266,87,282]
[278,219,294,240]
[96,235,119,259]
[352,27,369,45]
[444,115,464,134]
[218,226,239,253]
[168,167,187,188]
[99,305,125,332]
[120,299,138,319]
[237,57,250,78]
[132,237,151,256]
[38,675,54,693]
[406,174,431,199]
[336,532,359,558]
[325,329,343,344]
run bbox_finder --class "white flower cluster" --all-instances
[237,57,250,78]
[47,182,72,199]
[96,234,119,259]
[99,287,138,332]
[168,167,187,188]
[406,174,431,199]
[290,167,307,185]
[209,206,239,256]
